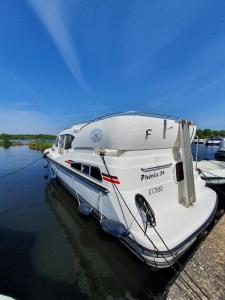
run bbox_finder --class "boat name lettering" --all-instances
[90,128,103,142]
[149,185,163,196]
[141,170,165,181]
[73,129,80,133]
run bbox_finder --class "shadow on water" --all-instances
[44,180,175,300]
[0,227,83,300]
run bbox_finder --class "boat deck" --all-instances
[194,160,225,184]
[166,214,225,300]
[196,160,225,170]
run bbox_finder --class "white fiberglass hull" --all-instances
[47,156,217,268]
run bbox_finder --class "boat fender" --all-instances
[78,202,93,216]
[50,167,56,180]
[43,151,49,159]
[101,219,129,238]
[135,194,156,233]
[44,163,48,169]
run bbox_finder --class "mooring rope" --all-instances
[0,156,43,181]
[100,153,208,300]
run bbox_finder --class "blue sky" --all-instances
[0,0,225,134]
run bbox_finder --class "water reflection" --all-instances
[45,180,174,299]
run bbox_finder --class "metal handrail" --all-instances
[78,111,179,131]
[195,135,199,169]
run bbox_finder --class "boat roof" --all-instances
[77,111,179,131]
[59,111,191,136]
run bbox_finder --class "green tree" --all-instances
[203,129,213,138]
[2,135,12,148]
[196,129,204,138]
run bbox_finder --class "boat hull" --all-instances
[47,157,218,268]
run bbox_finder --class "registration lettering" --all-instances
[149,185,163,196]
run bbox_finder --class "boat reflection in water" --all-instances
[45,180,174,299]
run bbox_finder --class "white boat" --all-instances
[205,138,221,146]
[44,112,217,268]
[195,160,225,185]
[193,138,206,144]
[215,138,225,160]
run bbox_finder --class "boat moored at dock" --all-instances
[215,138,225,160]
[44,112,217,268]
[195,159,225,185]
[193,138,206,144]
[205,137,222,146]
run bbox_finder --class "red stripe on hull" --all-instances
[103,177,120,184]
[65,160,73,164]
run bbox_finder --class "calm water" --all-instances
[192,143,221,161]
[0,145,221,300]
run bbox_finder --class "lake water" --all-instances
[0,145,222,300]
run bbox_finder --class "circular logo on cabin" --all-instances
[90,128,103,142]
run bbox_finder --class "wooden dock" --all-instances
[166,214,225,300]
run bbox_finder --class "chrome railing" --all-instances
[78,111,179,131]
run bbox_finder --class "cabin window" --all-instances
[90,166,102,181]
[71,162,81,171]
[54,137,59,146]
[82,165,90,175]
[64,134,74,150]
[176,161,184,182]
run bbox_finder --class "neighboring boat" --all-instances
[215,138,225,160]
[194,159,225,185]
[44,112,217,268]
[205,138,221,146]
[193,138,206,144]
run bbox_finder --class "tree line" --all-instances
[196,129,225,139]
[0,133,56,140]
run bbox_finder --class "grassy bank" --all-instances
[0,139,12,148]
[28,142,53,151]
[0,133,56,140]
[0,140,53,150]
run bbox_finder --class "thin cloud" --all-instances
[0,109,58,134]
[27,0,92,93]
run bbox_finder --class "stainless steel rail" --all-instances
[78,111,179,131]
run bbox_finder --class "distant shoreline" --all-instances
[0,134,56,140]
[0,134,55,151]
[0,140,53,151]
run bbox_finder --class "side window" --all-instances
[82,165,90,175]
[64,134,74,150]
[90,166,102,181]
[54,137,59,146]
[71,162,81,171]
[71,163,102,182]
